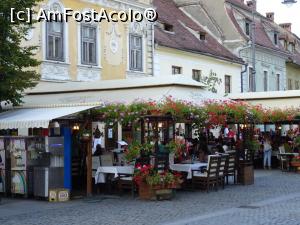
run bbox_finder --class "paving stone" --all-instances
[1,170,300,225]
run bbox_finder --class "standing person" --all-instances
[263,136,272,169]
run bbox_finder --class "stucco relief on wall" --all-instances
[77,66,101,81]
[104,23,123,65]
[41,61,70,80]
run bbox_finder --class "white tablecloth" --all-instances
[170,163,208,179]
[95,166,134,184]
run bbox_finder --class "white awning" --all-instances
[0,105,96,129]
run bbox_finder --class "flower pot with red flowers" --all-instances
[133,164,182,200]
[290,156,300,173]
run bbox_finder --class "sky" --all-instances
[257,0,300,37]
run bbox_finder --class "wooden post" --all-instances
[86,138,92,197]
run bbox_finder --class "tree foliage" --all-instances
[0,0,41,106]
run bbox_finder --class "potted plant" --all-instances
[290,156,300,173]
[166,140,186,163]
[80,128,92,141]
[133,164,182,200]
[124,141,141,165]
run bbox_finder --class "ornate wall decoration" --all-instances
[41,61,70,80]
[84,0,147,11]
[77,66,101,81]
[104,23,123,65]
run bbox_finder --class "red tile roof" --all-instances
[226,3,300,66]
[153,0,243,64]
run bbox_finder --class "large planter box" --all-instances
[138,183,175,201]
[139,182,156,200]
[290,162,300,173]
[238,162,254,185]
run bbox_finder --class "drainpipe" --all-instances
[240,64,248,93]
[151,22,155,76]
[238,45,252,93]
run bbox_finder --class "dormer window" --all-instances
[199,32,206,40]
[288,42,296,53]
[284,40,288,50]
[245,21,250,36]
[163,23,174,32]
[274,33,278,45]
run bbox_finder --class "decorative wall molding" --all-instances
[41,61,70,80]
[77,65,102,81]
[83,0,150,11]
[126,70,152,78]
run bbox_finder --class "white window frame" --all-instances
[224,75,232,94]
[245,21,250,36]
[80,24,97,66]
[77,9,101,68]
[288,78,293,90]
[172,66,182,75]
[276,74,281,91]
[248,67,255,92]
[192,69,202,82]
[129,34,143,72]
[295,80,300,90]
[263,70,268,92]
[42,0,69,63]
[46,21,64,61]
[273,32,278,46]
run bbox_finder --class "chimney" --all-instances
[266,12,274,22]
[280,23,292,32]
[246,0,257,10]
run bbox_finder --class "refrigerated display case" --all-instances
[8,137,49,196]
[33,137,64,198]
[0,138,5,193]
[9,138,27,195]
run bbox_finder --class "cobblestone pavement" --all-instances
[1,170,300,225]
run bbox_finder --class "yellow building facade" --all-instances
[28,0,154,82]
[286,63,300,90]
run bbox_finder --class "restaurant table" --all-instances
[95,166,134,184]
[170,163,208,179]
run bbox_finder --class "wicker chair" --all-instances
[192,155,220,192]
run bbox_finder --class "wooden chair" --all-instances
[278,146,289,171]
[155,153,169,174]
[225,150,237,184]
[218,154,229,189]
[191,155,220,192]
[92,156,101,178]
[100,153,115,193]
[117,173,136,198]
[100,153,114,166]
